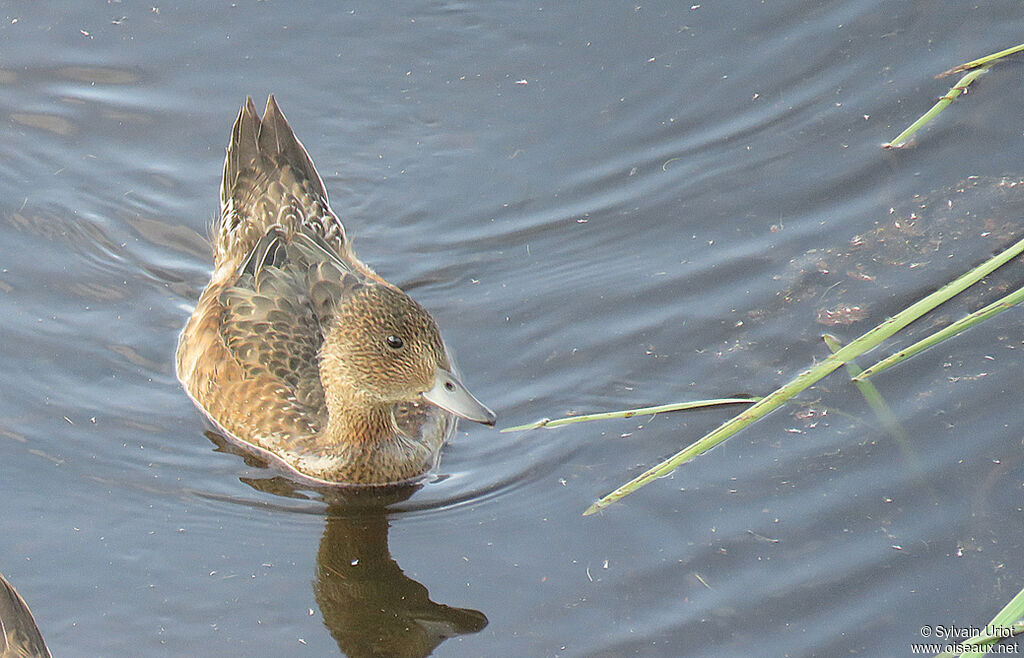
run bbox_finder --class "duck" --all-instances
[0,572,50,658]
[176,95,495,486]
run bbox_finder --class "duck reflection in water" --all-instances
[215,432,488,657]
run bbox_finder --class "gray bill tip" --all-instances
[423,368,497,426]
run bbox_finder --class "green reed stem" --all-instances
[583,233,1024,516]
[884,66,989,149]
[936,585,1024,657]
[822,334,908,441]
[501,398,758,433]
[938,42,1024,77]
[855,283,1024,381]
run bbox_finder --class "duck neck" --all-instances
[324,395,395,446]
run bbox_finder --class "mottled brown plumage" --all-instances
[177,96,495,486]
[0,572,50,658]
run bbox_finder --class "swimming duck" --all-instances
[176,95,495,486]
[0,572,50,658]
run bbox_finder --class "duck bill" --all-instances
[423,368,496,426]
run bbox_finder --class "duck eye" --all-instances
[386,335,404,350]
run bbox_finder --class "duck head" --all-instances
[319,283,496,428]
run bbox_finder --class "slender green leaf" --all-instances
[584,233,1024,515]
[855,283,1024,381]
[885,66,989,149]
[501,398,758,433]
[939,42,1024,77]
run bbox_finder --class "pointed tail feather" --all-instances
[216,95,346,267]
[221,95,327,209]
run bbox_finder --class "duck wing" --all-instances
[219,227,363,420]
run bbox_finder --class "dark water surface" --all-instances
[2,1,1024,656]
